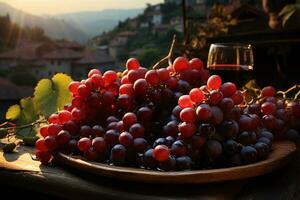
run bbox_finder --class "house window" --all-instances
[48,71,51,76]
[51,60,54,65]
[35,69,39,75]
[58,60,61,65]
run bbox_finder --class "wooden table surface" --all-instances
[0,145,299,200]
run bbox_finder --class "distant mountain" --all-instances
[55,9,143,38]
[0,2,89,43]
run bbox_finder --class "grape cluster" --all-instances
[35,57,300,171]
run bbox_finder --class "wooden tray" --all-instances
[54,141,296,184]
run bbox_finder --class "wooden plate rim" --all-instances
[54,141,297,184]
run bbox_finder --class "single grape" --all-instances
[157,68,170,82]
[92,125,105,137]
[176,156,192,170]
[173,57,189,72]
[254,142,269,160]
[189,88,205,104]
[153,145,170,162]
[103,70,118,85]
[220,82,237,97]
[205,140,223,159]
[123,112,137,127]
[80,125,93,137]
[56,130,71,146]
[39,125,49,138]
[119,132,133,147]
[110,144,126,165]
[196,104,212,121]
[63,120,79,135]
[209,90,223,105]
[240,146,258,164]
[35,138,48,151]
[189,58,203,70]
[77,137,92,152]
[261,102,276,115]
[133,78,149,96]
[171,140,187,157]
[145,70,159,86]
[261,86,276,97]
[126,58,140,70]
[129,123,145,138]
[207,75,222,90]
[180,107,197,123]
[44,136,58,151]
[178,122,197,138]
[219,97,234,112]
[223,139,239,155]
[104,130,120,147]
[133,138,148,153]
[88,69,101,78]
[48,124,63,136]
[178,95,193,108]
[92,137,107,153]
[210,106,224,125]
[257,137,272,148]
[262,115,276,130]
[137,107,152,122]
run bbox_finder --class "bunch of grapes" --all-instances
[35,57,300,171]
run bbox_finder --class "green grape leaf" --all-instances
[6,104,21,120]
[33,79,57,117]
[33,73,72,117]
[18,97,38,125]
[52,73,73,109]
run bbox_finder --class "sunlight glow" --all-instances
[0,0,164,15]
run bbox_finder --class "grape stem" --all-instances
[277,84,300,99]
[153,35,176,69]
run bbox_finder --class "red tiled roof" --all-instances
[75,50,115,65]
[42,49,82,60]
[0,43,41,60]
[0,78,33,100]
[55,41,84,49]
[118,31,136,37]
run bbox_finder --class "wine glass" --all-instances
[207,43,254,87]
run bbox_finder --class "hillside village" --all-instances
[0,0,263,122]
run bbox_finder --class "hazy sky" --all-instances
[1,0,164,15]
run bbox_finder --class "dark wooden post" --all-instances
[182,0,187,46]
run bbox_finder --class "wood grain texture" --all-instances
[55,141,297,184]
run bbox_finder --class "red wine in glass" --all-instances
[207,44,254,88]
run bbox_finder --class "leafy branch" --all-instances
[1,73,73,152]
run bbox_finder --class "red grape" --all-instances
[189,58,203,70]
[220,82,237,97]
[178,122,196,138]
[77,137,92,152]
[119,132,133,147]
[126,58,140,70]
[88,69,101,78]
[196,104,212,121]
[261,86,276,97]
[153,145,170,162]
[180,107,197,123]
[145,70,159,86]
[189,88,204,103]
[178,95,193,108]
[261,102,276,115]
[103,70,118,85]
[123,112,137,127]
[173,57,189,72]
[35,138,48,151]
[207,75,222,90]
